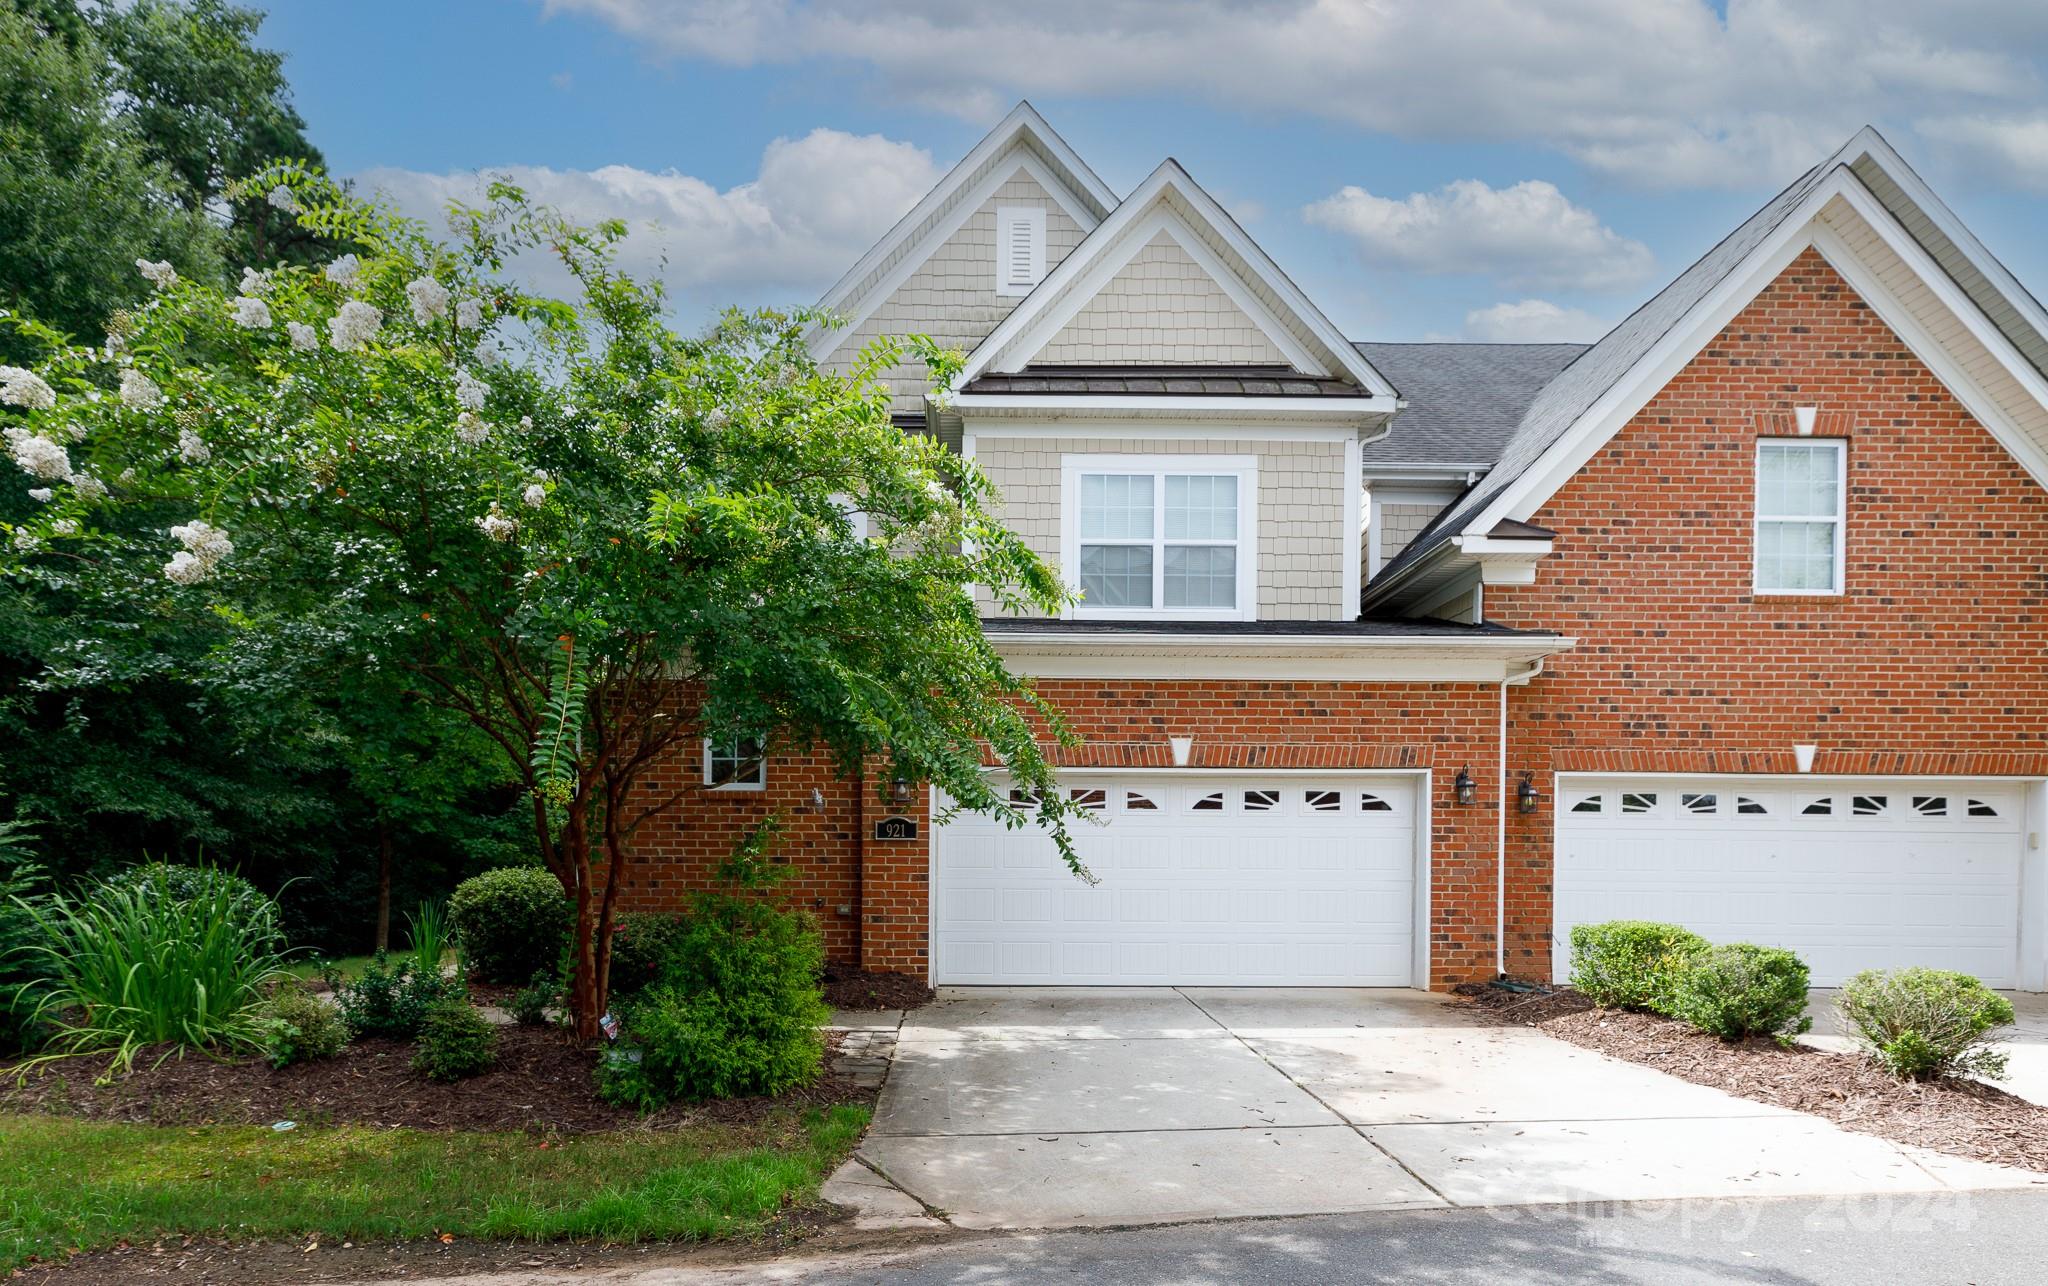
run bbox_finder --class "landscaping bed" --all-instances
[2,1027,868,1135]
[821,964,934,1012]
[1462,984,2048,1174]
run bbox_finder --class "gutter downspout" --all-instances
[1498,657,1545,979]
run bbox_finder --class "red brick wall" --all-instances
[1487,247,2048,977]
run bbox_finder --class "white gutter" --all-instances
[1497,657,1545,978]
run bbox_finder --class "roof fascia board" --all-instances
[1359,525,1467,610]
[989,209,1329,376]
[986,632,1574,683]
[808,149,1101,361]
[946,393,1398,418]
[961,419,1365,443]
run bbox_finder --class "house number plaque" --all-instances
[873,815,918,841]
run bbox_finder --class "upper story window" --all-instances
[995,206,1046,296]
[1754,439,1844,595]
[1061,455,1257,620]
[703,735,765,791]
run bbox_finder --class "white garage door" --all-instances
[935,774,1420,986]
[1554,776,2025,987]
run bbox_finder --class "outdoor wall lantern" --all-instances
[1517,772,1541,815]
[1454,767,1477,806]
[891,776,911,803]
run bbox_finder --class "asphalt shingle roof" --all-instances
[1354,343,1587,467]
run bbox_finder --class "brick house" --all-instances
[622,105,2048,994]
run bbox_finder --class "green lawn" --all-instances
[0,1105,867,1272]
[281,952,378,983]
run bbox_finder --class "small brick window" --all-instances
[703,736,765,790]
[1755,439,1845,594]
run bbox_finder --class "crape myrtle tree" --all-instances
[0,171,1088,1038]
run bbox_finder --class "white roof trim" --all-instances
[806,102,1115,360]
[1462,156,2048,540]
[957,160,1397,399]
[986,628,1573,682]
[946,393,1399,418]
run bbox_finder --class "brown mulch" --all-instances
[1,1026,871,1135]
[821,964,934,1012]
[1460,983,2048,1175]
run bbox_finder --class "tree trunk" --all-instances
[374,817,394,954]
[554,804,607,1041]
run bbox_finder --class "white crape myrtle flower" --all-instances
[164,519,233,583]
[287,321,319,351]
[0,366,56,410]
[163,551,205,584]
[27,487,52,503]
[703,407,728,432]
[231,296,273,329]
[518,416,533,432]
[522,482,546,509]
[12,530,39,553]
[475,503,518,542]
[239,267,270,297]
[328,300,383,352]
[323,254,360,287]
[119,368,163,409]
[456,297,484,330]
[136,259,177,289]
[178,428,211,464]
[454,411,491,445]
[473,340,502,369]
[405,276,450,325]
[453,368,488,411]
[69,473,107,502]
[267,184,297,212]
[50,518,78,537]
[5,427,71,481]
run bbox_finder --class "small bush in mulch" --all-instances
[1567,920,1706,1014]
[1838,967,2016,1081]
[330,953,460,1040]
[411,999,498,1083]
[448,868,569,985]
[255,983,349,1069]
[510,975,557,1026]
[1671,943,1813,1042]
[1462,982,2048,1175]
[820,964,934,1012]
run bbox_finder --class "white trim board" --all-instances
[959,419,1371,443]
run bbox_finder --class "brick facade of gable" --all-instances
[1486,247,2048,976]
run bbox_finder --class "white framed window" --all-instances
[1754,439,1845,594]
[1060,455,1258,621]
[995,205,1046,297]
[703,735,765,791]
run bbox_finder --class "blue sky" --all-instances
[259,0,2048,343]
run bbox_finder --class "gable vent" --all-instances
[995,205,1046,296]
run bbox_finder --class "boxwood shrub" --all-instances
[448,867,569,984]
[1838,967,2015,1080]
[1671,942,1813,1041]
[1568,920,1708,1013]
[412,996,498,1082]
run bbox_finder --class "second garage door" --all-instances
[934,774,1421,986]
[1553,776,2026,987]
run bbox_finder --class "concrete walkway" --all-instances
[847,987,2043,1230]
[1802,989,2048,1106]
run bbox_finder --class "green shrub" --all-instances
[257,983,349,1068]
[1568,920,1709,1013]
[605,912,687,1000]
[1837,968,2016,1081]
[1671,943,1812,1041]
[16,868,292,1072]
[0,837,50,1056]
[510,975,556,1026]
[448,868,569,984]
[412,997,498,1082]
[99,862,281,941]
[598,889,828,1108]
[331,952,459,1040]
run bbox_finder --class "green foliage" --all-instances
[15,867,290,1072]
[510,974,556,1026]
[255,980,347,1068]
[1837,968,2016,1081]
[1670,942,1813,1041]
[405,899,450,978]
[1568,920,1709,1013]
[449,867,570,984]
[0,1104,869,1271]
[605,911,687,1000]
[410,996,497,1082]
[329,951,457,1041]
[600,878,829,1108]
[0,826,49,1054]
[99,860,281,939]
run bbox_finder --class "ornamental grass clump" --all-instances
[17,867,291,1072]
[1837,968,2016,1081]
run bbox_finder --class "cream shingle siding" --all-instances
[1036,231,1290,366]
[1375,502,1443,570]
[1820,198,2048,463]
[823,169,1086,411]
[972,435,1347,620]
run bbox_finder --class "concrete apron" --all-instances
[1801,989,2048,1108]
[855,987,2046,1231]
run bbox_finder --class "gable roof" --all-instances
[805,102,1116,358]
[1355,342,1587,467]
[1367,126,2048,601]
[956,159,1398,401]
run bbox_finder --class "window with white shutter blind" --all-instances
[994,205,1046,296]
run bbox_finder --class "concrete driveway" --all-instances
[1803,990,2048,1106]
[856,988,2042,1230]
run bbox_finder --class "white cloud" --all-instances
[359,128,940,311]
[1917,114,2048,188]
[1463,299,1612,343]
[1304,179,1653,292]
[540,0,2048,188]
